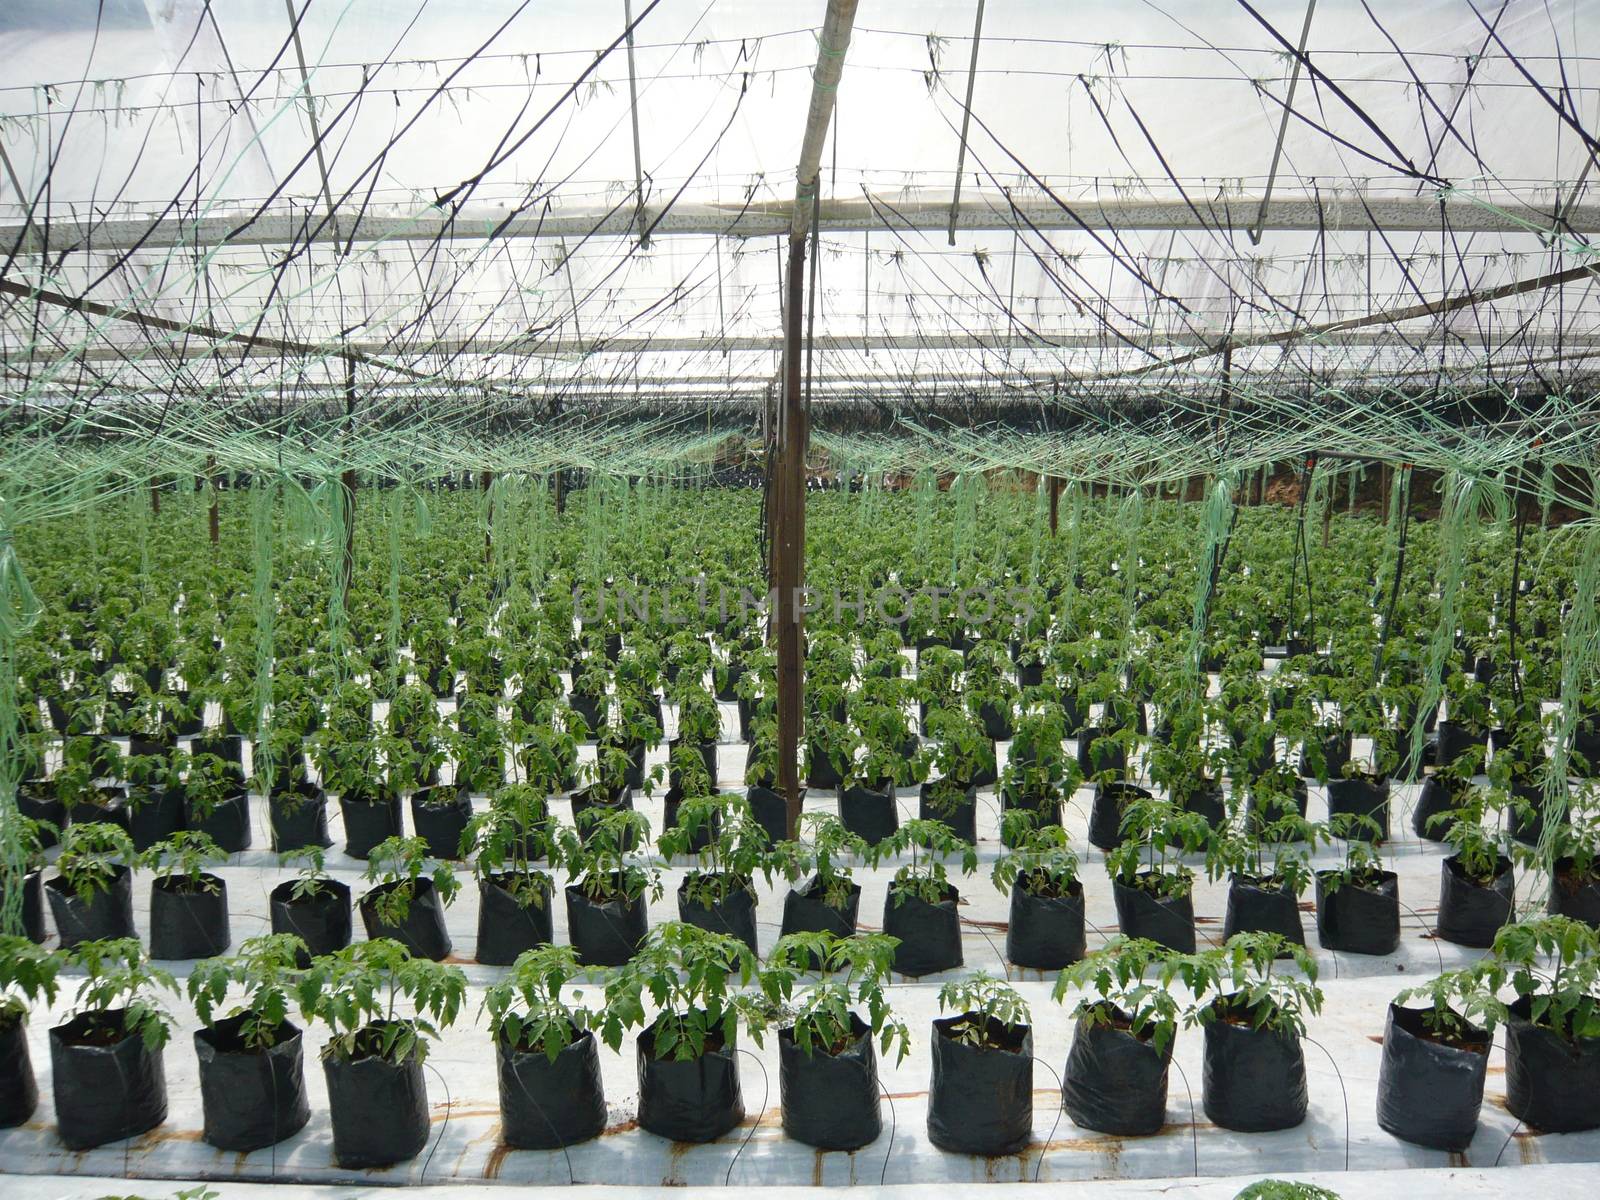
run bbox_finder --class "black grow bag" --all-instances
[497,1026,607,1149]
[1111,874,1195,953]
[1434,854,1514,947]
[127,788,186,852]
[194,1014,311,1151]
[1201,999,1307,1132]
[1089,782,1149,850]
[1006,876,1085,969]
[340,790,404,859]
[677,876,758,952]
[149,874,231,960]
[839,783,898,843]
[49,1009,167,1150]
[1412,775,1463,841]
[919,781,978,844]
[322,1033,430,1167]
[1222,875,1305,946]
[779,876,860,944]
[1313,870,1399,955]
[1326,775,1391,841]
[410,786,473,858]
[1549,858,1600,927]
[0,1017,38,1127]
[1504,994,1600,1133]
[779,1015,881,1150]
[359,877,453,961]
[927,1013,1033,1156]
[15,869,45,944]
[745,784,792,844]
[1061,1006,1170,1135]
[46,865,137,948]
[16,783,65,846]
[186,789,252,853]
[1376,1002,1489,1151]
[269,784,331,852]
[475,873,553,966]
[269,877,352,960]
[566,881,649,965]
[636,1022,743,1142]
[884,884,962,976]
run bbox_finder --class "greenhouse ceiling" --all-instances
[0,0,1598,421]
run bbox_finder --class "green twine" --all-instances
[250,477,276,792]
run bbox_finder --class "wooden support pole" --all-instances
[150,477,160,516]
[1048,475,1062,535]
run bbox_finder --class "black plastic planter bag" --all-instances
[1201,1007,1307,1132]
[360,877,453,961]
[149,876,231,960]
[745,785,791,845]
[1376,1003,1489,1151]
[1076,727,1125,779]
[927,1014,1033,1156]
[1549,859,1600,927]
[410,788,473,858]
[636,1025,744,1142]
[128,788,186,852]
[1435,855,1514,947]
[269,788,331,853]
[779,1016,881,1150]
[1412,775,1461,841]
[1504,995,1600,1132]
[1327,777,1391,841]
[1435,720,1485,771]
[270,878,352,961]
[1223,876,1305,946]
[46,865,137,948]
[571,788,638,847]
[1089,783,1148,850]
[498,1028,607,1149]
[1112,876,1195,953]
[678,879,758,952]
[187,790,252,853]
[999,788,1060,840]
[340,792,403,859]
[780,878,860,948]
[194,1015,311,1151]
[18,869,44,944]
[0,1018,38,1127]
[1314,871,1400,955]
[1061,1009,1170,1135]
[476,874,553,966]
[566,884,649,966]
[16,785,64,845]
[49,1010,168,1150]
[884,885,962,976]
[839,784,898,843]
[1006,878,1085,969]
[919,782,977,844]
[806,749,845,791]
[323,1041,430,1167]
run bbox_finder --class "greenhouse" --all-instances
[1,2,1599,1200]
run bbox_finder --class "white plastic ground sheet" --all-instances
[4,708,1596,1188]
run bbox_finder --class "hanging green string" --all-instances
[0,499,42,935]
[1539,460,1556,528]
[387,485,405,684]
[1542,472,1600,873]
[1187,471,1237,680]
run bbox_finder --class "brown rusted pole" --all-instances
[481,469,495,564]
[207,455,219,545]
[150,477,161,516]
[1048,475,1062,535]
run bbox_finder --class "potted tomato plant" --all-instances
[0,935,61,1127]
[144,830,231,960]
[357,835,459,961]
[926,972,1033,1156]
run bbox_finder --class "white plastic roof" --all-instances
[2,0,1598,406]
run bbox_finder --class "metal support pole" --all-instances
[622,0,650,246]
[1248,0,1316,246]
[774,0,859,839]
[946,0,987,246]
